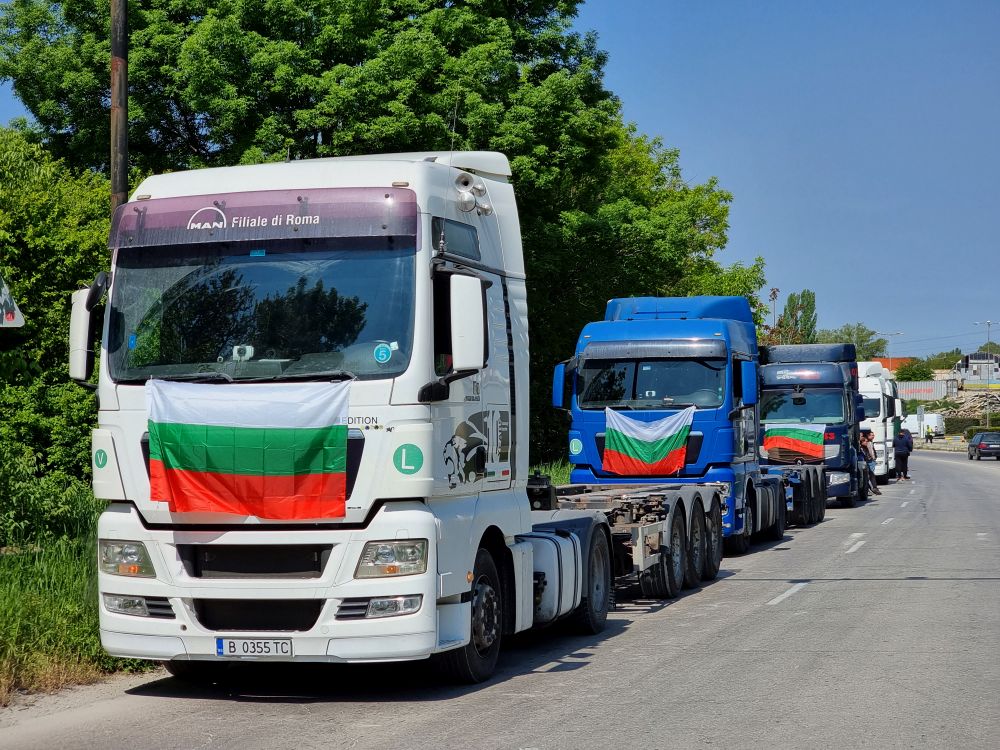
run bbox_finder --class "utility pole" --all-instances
[110,0,128,213]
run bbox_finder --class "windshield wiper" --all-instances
[244,369,357,383]
[153,372,234,383]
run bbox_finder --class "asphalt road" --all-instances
[2,451,998,749]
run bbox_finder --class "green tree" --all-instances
[816,323,888,360]
[895,360,934,382]
[924,347,962,370]
[1,2,762,460]
[0,128,109,487]
[769,289,817,345]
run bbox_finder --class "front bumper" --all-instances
[98,503,460,664]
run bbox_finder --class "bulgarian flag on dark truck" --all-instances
[603,406,696,476]
[762,424,826,461]
[146,380,351,519]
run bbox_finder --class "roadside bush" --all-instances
[946,417,979,436]
[964,426,984,440]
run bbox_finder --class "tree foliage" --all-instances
[815,323,888,361]
[923,347,962,370]
[894,360,934,382]
[0,128,109,493]
[1,1,765,461]
[765,289,816,345]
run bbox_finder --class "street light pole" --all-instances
[876,331,904,373]
[975,321,993,428]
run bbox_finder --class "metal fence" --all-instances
[897,379,959,401]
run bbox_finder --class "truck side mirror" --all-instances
[552,362,566,408]
[741,360,758,406]
[895,398,905,419]
[69,288,94,381]
[886,399,896,418]
[856,405,866,422]
[449,274,486,371]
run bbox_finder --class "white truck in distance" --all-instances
[903,413,945,438]
[858,362,903,483]
[69,152,724,682]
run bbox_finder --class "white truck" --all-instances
[902,413,945,438]
[69,152,725,682]
[858,362,903,483]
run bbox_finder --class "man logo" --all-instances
[187,206,228,231]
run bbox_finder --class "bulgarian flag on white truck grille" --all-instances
[146,380,350,519]
[603,406,696,476]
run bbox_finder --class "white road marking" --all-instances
[847,532,865,540]
[846,540,866,554]
[909,489,915,495]
[767,582,808,606]
[901,501,909,508]
[977,533,988,539]
[881,517,895,525]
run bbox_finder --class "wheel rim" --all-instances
[744,503,753,538]
[671,524,683,580]
[471,575,500,656]
[589,539,609,610]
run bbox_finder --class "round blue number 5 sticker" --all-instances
[373,343,392,364]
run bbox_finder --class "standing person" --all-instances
[893,429,912,480]
[860,431,882,495]
[926,426,934,444]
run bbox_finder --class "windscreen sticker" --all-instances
[373,343,393,364]
[128,332,137,349]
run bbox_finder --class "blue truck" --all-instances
[552,296,786,560]
[758,344,868,514]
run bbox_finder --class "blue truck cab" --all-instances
[552,296,785,554]
[759,344,868,510]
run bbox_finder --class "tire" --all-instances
[701,500,724,581]
[976,450,982,461]
[815,478,826,523]
[725,498,753,556]
[438,547,502,683]
[839,492,857,508]
[663,512,686,597]
[764,490,785,541]
[857,471,869,503]
[967,451,972,460]
[571,530,612,634]
[684,504,706,590]
[163,660,225,684]
[803,480,816,525]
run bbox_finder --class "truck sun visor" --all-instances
[581,339,727,361]
[110,187,418,249]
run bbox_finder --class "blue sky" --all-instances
[3,1,998,357]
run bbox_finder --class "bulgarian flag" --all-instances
[762,424,826,460]
[603,406,696,476]
[146,380,350,519]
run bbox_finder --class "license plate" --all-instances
[989,445,1000,448]
[216,638,293,658]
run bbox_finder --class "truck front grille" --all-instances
[177,544,333,579]
[192,599,323,631]
[145,596,176,619]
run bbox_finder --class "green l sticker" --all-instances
[393,444,423,475]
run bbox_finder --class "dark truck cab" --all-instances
[759,344,868,513]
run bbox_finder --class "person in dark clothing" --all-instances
[893,430,912,480]
[860,431,882,495]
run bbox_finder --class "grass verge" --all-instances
[0,536,149,706]
[529,459,571,486]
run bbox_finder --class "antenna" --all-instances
[439,90,462,256]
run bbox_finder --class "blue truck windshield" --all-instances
[760,388,846,424]
[108,239,416,382]
[577,359,725,410]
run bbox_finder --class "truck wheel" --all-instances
[438,547,502,683]
[815,478,826,522]
[640,514,686,599]
[571,530,612,634]
[725,501,752,556]
[802,481,815,525]
[683,504,706,589]
[858,473,869,503]
[702,501,723,581]
[764,491,785,541]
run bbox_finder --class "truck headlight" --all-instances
[103,594,149,616]
[366,595,423,618]
[355,540,428,578]
[99,540,155,577]
[827,472,850,486]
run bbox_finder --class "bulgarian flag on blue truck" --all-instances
[762,424,826,461]
[603,406,696,476]
[146,380,351,519]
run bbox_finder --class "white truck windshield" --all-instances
[108,239,415,382]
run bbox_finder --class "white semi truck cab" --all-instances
[70,152,722,682]
[858,362,902,483]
